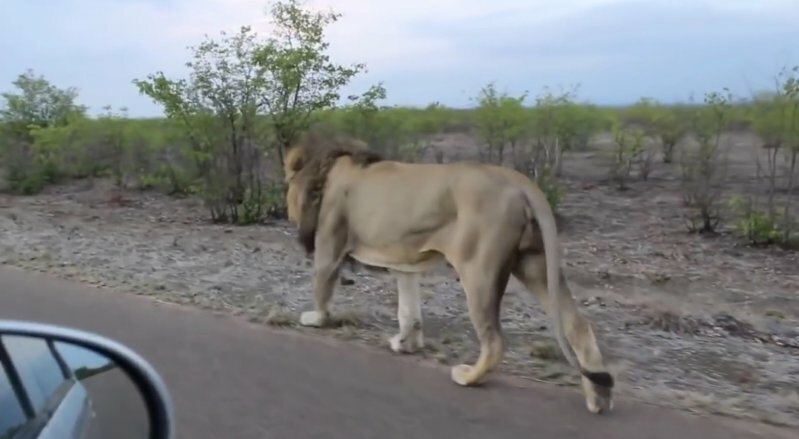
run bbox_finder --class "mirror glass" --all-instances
[0,334,150,439]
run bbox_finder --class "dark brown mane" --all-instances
[291,131,384,254]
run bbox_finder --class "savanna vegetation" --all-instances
[1,0,797,250]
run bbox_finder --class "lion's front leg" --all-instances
[299,221,347,328]
[299,263,340,327]
[388,270,425,353]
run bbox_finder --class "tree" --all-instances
[256,0,386,167]
[737,65,799,247]
[529,85,597,177]
[679,89,733,234]
[256,0,383,166]
[777,67,799,246]
[0,69,86,140]
[134,25,271,223]
[0,70,86,194]
[134,0,379,223]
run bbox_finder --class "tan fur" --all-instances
[283,133,615,414]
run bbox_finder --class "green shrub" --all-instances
[728,196,783,245]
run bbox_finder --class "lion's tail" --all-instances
[519,185,581,372]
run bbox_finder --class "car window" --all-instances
[2,336,68,413]
[0,359,27,439]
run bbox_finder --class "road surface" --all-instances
[0,266,793,439]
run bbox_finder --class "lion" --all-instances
[283,131,615,414]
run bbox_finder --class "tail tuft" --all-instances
[581,370,615,388]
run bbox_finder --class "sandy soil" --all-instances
[1,131,797,427]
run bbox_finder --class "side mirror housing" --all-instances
[0,320,174,439]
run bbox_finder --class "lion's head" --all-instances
[283,130,383,254]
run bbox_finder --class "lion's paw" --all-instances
[389,332,424,354]
[582,375,614,415]
[585,393,613,415]
[450,364,483,387]
[299,311,327,327]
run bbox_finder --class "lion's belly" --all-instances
[348,247,445,273]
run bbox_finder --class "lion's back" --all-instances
[350,160,531,228]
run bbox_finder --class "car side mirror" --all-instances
[0,320,174,439]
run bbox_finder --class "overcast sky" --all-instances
[1,0,798,117]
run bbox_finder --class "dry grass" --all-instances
[528,340,560,360]
[764,309,786,320]
[634,385,799,427]
[260,307,364,329]
[262,307,296,327]
[641,308,702,334]
[328,310,364,328]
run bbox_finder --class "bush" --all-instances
[542,183,564,211]
[622,98,688,163]
[0,69,87,194]
[608,121,646,190]
[679,89,733,234]
[740,65,799,246]
[473,82,528,165]
[728,196,784,245]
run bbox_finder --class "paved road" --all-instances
[0,267,793,439]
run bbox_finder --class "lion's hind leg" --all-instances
[512,253,614,414]
[388,270,425,353]
[448,259,511,387]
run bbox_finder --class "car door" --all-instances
[0,335,93,439]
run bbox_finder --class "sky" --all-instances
[1,0,798,117]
